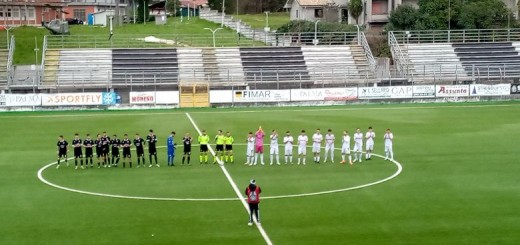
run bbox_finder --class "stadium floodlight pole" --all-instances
[143,0,147,25]
[204,27,223,47]
[221,0,226,27]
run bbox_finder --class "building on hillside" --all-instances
[149,0,207,15]
[286,0,519,30]
[0,0,127,26]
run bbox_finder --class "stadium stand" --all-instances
[40,45,375,88]
[239,46,310,82]
[389,29,520,81]
[0,48,8,88]
[402,43,469,80]
[42,49,112,87]
[453,42,520,78]
[302,45,372,81]
[112,48,179,85]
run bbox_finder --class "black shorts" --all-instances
[74,148,82,158]
[96,147,102,157]
[200,144,208,152]
[85,148,93,158]
[136,148,144,157]
[248,203,259,211]
[102,147,110,156]
[58,149,67,158]
[123,148,131,158]
[112,149,119,157]
[225,145,233,151]
[183,147,191,155]
[148,147,157,155]
[216,144,224,151]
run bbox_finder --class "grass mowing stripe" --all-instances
[3,102,517,119]
[185,112,274,245]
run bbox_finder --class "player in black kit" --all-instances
[83,134,94,168]
[121,134,132,168]
[56,135,69,169]
[72,133,84,169]
[134,133,145,167]
[111,134,121,167]
[101,132,111,167]
[95,134,103,168]
[182,133,193,165]
[147,129,159,167]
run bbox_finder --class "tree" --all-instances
[457,0,509,29]
[388,4,420,30]
[348,0,363,24]
[165,0,181,16]
[137,0,150,23]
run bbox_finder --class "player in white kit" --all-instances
[297,130,308,165]
[245,132,255,165]
[323,129,335,163]
[269,130,280,165]
[384,128,394,161]
[312,129,323,163]
[340,130,353,165]
[365,126,375,160]
[353,128,364,163]
[283,131,294,164]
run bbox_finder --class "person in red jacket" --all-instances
[245,179,262,226]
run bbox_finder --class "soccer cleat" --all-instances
[56,165,60,169]
[149,164,152,168]
[340,160,346,164]
[384,158,388,161]
[248,222,253,226]
[81,166,84,169]
[156,164,160,167]
[75,166,78,170]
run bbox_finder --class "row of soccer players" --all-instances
[56,130,163,169]
[240,126,394,166]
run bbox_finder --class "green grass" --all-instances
[1,102,520,244]
[10,17,265,65]
[234,12,290,30]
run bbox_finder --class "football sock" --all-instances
[230,155,233,162]
[187,156,190,163]
[182,156,185,164]
[75,159,78,166]
[285,156,288,163]
[149,155,152,165]
[260,154,264,163]
[348,155,352,162]
[342,155,345,161]
[254,154,258,164]
[204,155,208,163]
[276,155,280,164]
[137,158,141,165]
[199,155,203,163]
[270,155,273,164]
[154,155,158,164]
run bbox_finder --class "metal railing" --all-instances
[390,29,520,44]
[43,32,362,49]
[41,36,48,71]
[359,32,376,72]
[388,31,408,76]
[7,35,14,85]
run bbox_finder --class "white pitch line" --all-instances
[37,152,402,201]
[4,103,516,119]
[185,112,273,245]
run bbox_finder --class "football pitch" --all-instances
[1,101,520,244]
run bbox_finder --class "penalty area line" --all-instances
[185,112,273,245]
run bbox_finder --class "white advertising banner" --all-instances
[41,92,118,106]
[210,90,233,103]
[359,86,413,99]
[233,90,291,102]
[435,85,470,97]
[290,88,358,101]
[469,84,510,96]
[129,92,155,104]
[155,91,179,104]
[0,94,42,106]
[412,85,436,98]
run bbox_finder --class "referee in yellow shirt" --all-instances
[198,130,210,164]
[224,131,235,163]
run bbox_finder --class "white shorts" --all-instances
[298,145,306,155]
[341,145,350,154]
[246,146,254,157]
[353,142,363,152]
[312,143,321,153]
[366,141,374,151]
[270,146,279,155]
[325,144,334,152]
[284,146,293,156]
[385,144,393,153]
